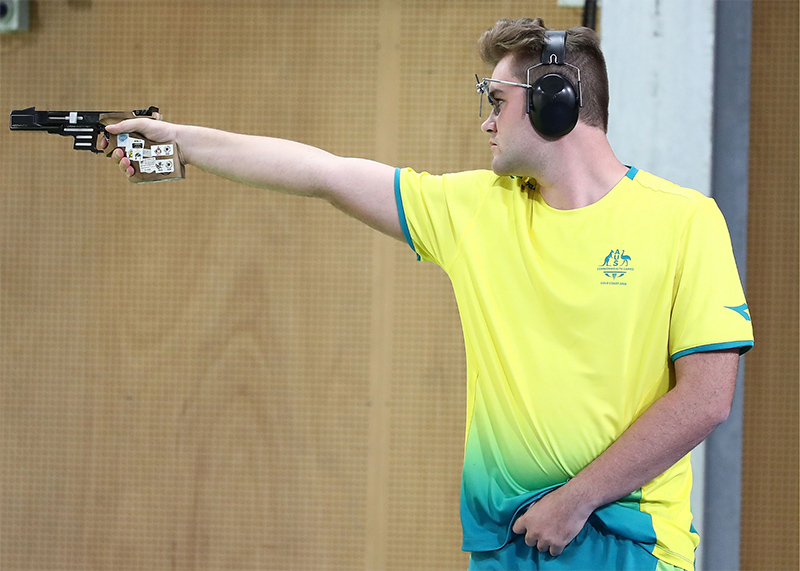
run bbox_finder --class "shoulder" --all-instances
[626,169,722,226]
[629,169,709,205]
[400,168,521,193]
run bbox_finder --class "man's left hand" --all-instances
[511,485,594,556]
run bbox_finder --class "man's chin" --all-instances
[490,156,534,178]
[490,161,520,177]
[490,159,510,176]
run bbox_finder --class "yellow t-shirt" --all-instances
[396,166,753,569]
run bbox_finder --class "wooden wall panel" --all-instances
[740,1,800,569]
[0,1,583,570]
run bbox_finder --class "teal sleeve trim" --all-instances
[671,341,754,361]
[625,166,639,180]
[394,167,420,260]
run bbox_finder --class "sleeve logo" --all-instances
[598,249,634,285]
[725,304,751,321]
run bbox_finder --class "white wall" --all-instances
[603,0,715,195]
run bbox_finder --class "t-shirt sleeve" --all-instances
[395,167,490,268]
[669,197,754,360]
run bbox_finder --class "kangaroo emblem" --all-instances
[598,248,634,284]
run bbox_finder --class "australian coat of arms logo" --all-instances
[598,249,634,284]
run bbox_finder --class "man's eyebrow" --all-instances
[487,85,505,99]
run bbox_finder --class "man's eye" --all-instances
[487,95,503,115]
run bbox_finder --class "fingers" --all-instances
[104,117,176,179]
[522,532,553,555]
[513,518,545,552]
[103,121,148,179]
[109,147,134,177]
[513,517,566,557]
[511,518,525,535]
[119,156,134,177]
[523,534,564,557]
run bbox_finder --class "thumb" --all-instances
[104,117,176,148]
[104,118,151,134]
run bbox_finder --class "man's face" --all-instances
[480,54,542,177]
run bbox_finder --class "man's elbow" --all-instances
[711,402,732,427]
[683,383,735,434]
[704,396,734,431]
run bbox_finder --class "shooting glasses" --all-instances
[475,59,583,118]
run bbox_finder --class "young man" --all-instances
[104,18,753,571]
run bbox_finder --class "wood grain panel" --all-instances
[740,1,800,569]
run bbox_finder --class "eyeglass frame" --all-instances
[475,59,583,118]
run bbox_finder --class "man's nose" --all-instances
[481,115,495,133]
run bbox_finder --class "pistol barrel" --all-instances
[10,107,110,131]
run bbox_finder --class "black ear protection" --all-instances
[526,30,583,138]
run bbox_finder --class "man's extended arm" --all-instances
[104,119,403,240]
[511,349,740,556]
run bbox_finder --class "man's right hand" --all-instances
[101,118,181,178]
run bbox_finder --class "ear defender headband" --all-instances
[526,30,583,138]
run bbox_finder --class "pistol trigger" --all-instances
[132,106,159,117]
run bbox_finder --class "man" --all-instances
[104,18,753,571]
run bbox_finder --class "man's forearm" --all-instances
[560,350,739,513]
[176,125,339,198]
[106,118,402,239]
[512,350,739,556]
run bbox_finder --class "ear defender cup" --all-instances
[526,30,582,138]
[528,73,580,138]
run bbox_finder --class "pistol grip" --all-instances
[100,113,185,184]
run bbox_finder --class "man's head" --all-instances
[478,17,609,133]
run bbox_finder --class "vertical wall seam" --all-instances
[365,2,402,569]
[703,1,752,570]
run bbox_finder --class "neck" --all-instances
[533,123,628,210]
